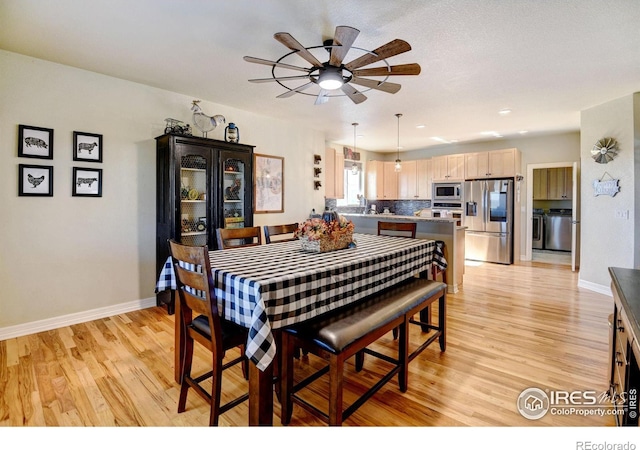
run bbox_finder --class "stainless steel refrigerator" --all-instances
[463,179,514,264]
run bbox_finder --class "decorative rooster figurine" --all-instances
[191,100,225,137]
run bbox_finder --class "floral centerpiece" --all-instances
[295,215,355,253]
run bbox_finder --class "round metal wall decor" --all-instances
[591,137,619,164]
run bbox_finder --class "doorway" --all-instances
[524,161,580,271]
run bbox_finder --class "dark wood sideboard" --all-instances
[608,267,640,426]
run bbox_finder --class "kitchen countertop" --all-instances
[342,213,466,227]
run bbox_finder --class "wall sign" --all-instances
[592,172,620,197]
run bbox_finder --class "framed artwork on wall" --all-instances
[253,153,284,214]
[73,131,103,162]
[72,167,103,197]
[18,164,53,196]
[18,125,54,159]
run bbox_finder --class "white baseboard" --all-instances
[577,278,612,297]
[0,297,158,341]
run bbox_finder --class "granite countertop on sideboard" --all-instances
[609,267,640,344]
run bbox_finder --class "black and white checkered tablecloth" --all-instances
[156,233,447,371]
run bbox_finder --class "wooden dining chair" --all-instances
[216,226,262,249]
[377,221,417,238]
[169,239,249,426]
[264,223,298,244]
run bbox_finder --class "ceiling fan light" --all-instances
[318,67,344,90]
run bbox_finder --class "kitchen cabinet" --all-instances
[155,133,254,312]
[366,160,399,200]
[547,167,572,200]
[325,147,344,199]
[465,148,518,179]
[532,168,548,200]
[366,160,384,200]
[382,161,398,199]
[398,160,417,199]
[417,159,432,199]
[432,154,465,181]
[397,159,432,199]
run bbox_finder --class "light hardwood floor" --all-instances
[0,260,616,427]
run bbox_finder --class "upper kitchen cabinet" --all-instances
[465,148,519,179]
[398,159,432,199]
[382,161,399,199]
[366,160,384,200]
[417,159,432,199]
[325,147,344,199]
[432,154,465,181]
[366,160,399,200]
[532,168,548,200]
[546,167,573,200]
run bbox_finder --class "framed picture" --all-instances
[72,167,103,197]
[253,154,284,214]
[18,164,53,196]
[18,125,54,159]
[73,131,103,162]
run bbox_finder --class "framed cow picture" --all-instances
[18,125,54,159]
[73,131,103,163]
[72,167,102,197]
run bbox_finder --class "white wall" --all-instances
[579,93,638,289]
[0,50,325,335]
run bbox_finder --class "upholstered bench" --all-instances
[279,277,446,426]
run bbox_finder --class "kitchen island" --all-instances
[342,213,466,293]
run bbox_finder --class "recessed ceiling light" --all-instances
[416,125,426,129]
[498,109,512,115]
[518,130,528,134]
[430,137,451,144]
[481,131,503,138]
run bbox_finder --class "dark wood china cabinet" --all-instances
[155,133,254,313]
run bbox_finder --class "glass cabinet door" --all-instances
[179,153,209,246]
[222,157,246,229]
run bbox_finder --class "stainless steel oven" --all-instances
[532,209,544,249]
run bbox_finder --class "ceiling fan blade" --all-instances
[340,83,367,104]
[276,82,315,98]
[352,63,421,77]
[315,89,329,105]
[329,26,360,67]
[274,32,323,67]
[243,56,310,73]
[345,39,412,71]
[249,75,310,83]
[350,76,402,94]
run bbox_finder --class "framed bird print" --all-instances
[18,164,53,196]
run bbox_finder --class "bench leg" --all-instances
[280,333,294,425]
[328,354,344,426]
[398,321,408,392]
[355,350,364,372]
[439,292,447,352]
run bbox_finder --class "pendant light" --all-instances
[394,113,402,172]
[351,122,359,175]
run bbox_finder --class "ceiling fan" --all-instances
[243,25,421,105]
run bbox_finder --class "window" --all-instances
[336,162,363,206]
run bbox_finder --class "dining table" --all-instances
[156,232,447,425]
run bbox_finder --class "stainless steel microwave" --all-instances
[432,182,463,201]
